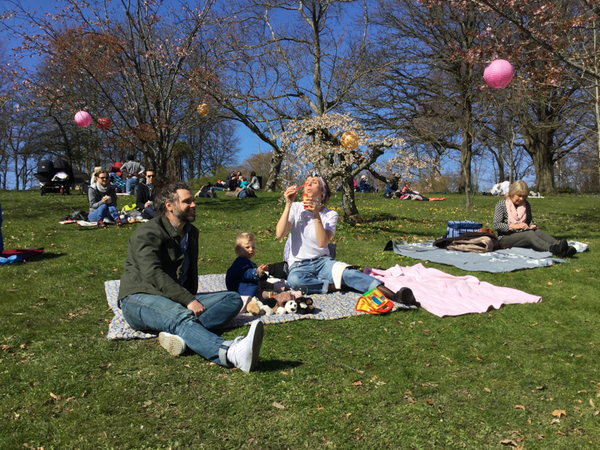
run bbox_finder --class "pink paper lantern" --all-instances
[483,59,514,89]
[74,111,92,127]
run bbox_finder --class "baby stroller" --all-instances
[35,159,74,196]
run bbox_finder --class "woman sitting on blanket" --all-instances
[88,169,124,227]
[276,172,418,306]
[493,180,575,257]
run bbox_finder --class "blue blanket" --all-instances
[383,240,568,273]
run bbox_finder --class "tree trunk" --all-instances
[265,146,284,192]
[459,94,473,209]
[341,176,360,223]
[530,146,555,193]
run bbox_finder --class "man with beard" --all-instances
[118,181,263,372]
[136,168,159,219]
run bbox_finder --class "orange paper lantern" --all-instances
[197,103,210,116]
[341,130,359,149]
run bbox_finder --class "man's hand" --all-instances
[187,299,206,317]
[145,201,151,208]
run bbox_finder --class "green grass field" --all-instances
[1,190,599,449]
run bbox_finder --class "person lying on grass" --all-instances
[118,180,264,372]
[276,172,419,306]
[493,180,576,258]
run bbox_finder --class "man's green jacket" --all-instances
[118,215,199,306]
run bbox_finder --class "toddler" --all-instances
[226,232,269,298]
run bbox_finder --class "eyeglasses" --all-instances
[98,177,109,180]
[146,174,154,178]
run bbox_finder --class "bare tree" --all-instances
[3,0,219,177]
[201,0,376,194]
[364,0,496,208]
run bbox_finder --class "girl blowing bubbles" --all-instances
[276,173,418,306]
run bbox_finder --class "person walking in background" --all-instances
[121,154,145,195]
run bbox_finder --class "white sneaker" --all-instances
[226,320,264,373]
[158,332,186,357]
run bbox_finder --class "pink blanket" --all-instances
[365,264,541,317]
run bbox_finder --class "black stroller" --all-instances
[35,159,74,196]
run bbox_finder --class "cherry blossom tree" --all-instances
[277,113,430,222]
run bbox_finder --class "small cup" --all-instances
[303,193,309,209]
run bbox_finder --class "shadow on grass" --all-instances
[258,359,302,372]
[29,252,66,261]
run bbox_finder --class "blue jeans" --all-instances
[120,291,242,366]
[141,206,160,219]
[88,204,119,222]
[126,177,139,195]
[288,256,381,295]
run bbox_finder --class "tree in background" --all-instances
[278,113,429,222]
[3,0,219,177]
[201,0,377,192]
[365,0,494,208]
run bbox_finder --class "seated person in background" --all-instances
[384,178,399,198]
[499,177,510,196]
[358,175,374,193]
[118,181,263,371]
[90,166,102,186]
[240,177,249,189]
[110,161,127,193]
[88,170,123,227]
[493,180,576,257]
[490,182,502,196]
[226,172,237,191]
[248,171,261,190]
[137,169,159,219]
[276,173,418,306]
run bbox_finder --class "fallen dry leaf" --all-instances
[514,405,525,410]
[316,405,323,411]
[280,371,289,375]
[272,402,285,410]
[500,439,518,447]
[552,409,567,417]
[143,401,152,407]
[352,380,363,386]
[547,282,553,286]
[590,399,596,409]
[484,388,491,393]
[424,398,434,405]
[50,392,61,401]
